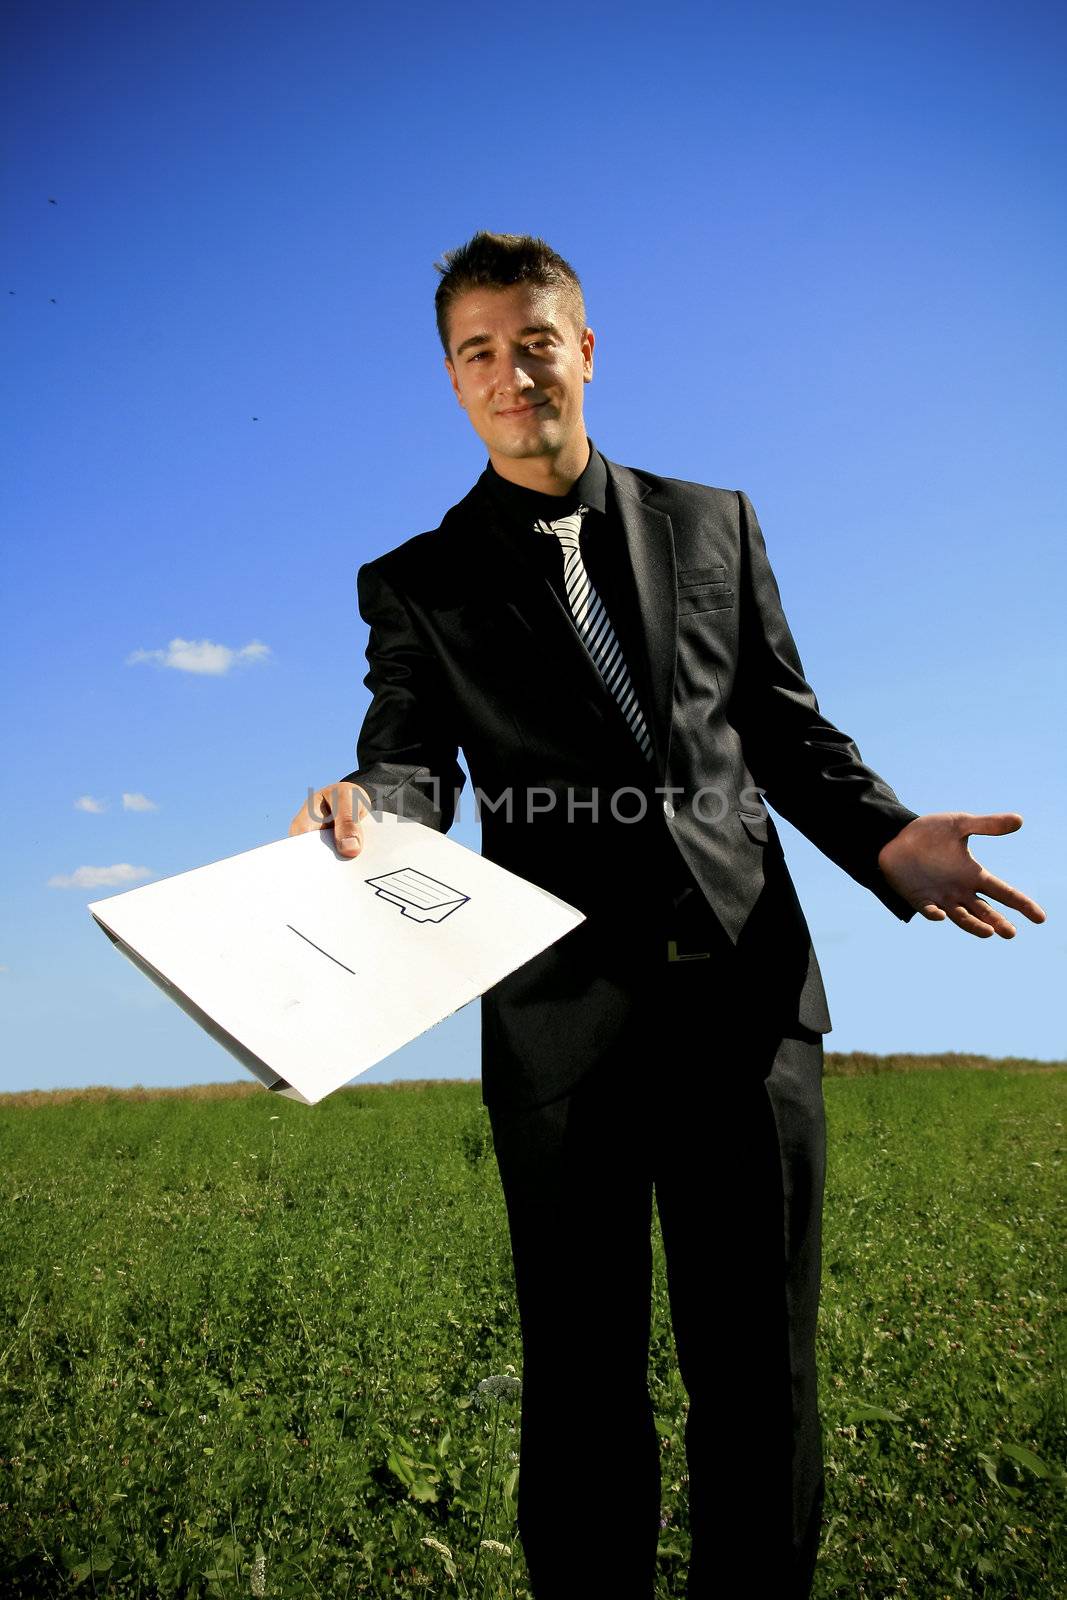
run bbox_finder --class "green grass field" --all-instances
[1,1058,1063,1598]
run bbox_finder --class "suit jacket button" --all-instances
[663,800,675,819]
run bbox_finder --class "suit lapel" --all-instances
[450,458,678,780]
[605,457,678,777]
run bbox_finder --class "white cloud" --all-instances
[122,792,158,812]
[126,637,271,676]
[75,795,108,813]
[48,864,154,890]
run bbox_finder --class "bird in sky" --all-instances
[48,197,57,205]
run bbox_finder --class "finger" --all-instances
[973,869,1047,923]
[309,786,333,821]
[961,812,1024,837]
[918,903,948,922]
[289,787,328,836]
[332,784,364,857]
[965,896,1016,939]
[945,902,996,938]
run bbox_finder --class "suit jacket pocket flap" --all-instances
[678,588,734,614]
[738,809,769,843]
[678,564,727,586]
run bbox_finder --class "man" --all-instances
[289,232,1044,1598]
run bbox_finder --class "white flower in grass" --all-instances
[421,1537,453,1560]
[479,1539,512,1556]
[420,1534,460,1578]
[470,1373,522,1408]
[250,1550,267,1596]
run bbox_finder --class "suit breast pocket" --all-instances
[677,562,733,614]
[678,586,734,615]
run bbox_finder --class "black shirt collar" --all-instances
[478,437,609,530]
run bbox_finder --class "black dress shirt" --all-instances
[475,439,721,954]
[477,439,660,767]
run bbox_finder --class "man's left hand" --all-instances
[877,812,1046,938]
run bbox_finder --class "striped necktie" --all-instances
[535,503,655,764]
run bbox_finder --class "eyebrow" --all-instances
[454,322,562,357]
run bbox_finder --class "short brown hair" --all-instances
[433,230,587,357]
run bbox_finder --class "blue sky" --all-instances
[3,0,1064,1092]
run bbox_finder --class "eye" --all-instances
[468,351,490,363]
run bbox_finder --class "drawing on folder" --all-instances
[364,867,470,923]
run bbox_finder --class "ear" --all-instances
[581,326,595,382]
[444,356,465,408]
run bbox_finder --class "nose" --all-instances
[500,365,536,401]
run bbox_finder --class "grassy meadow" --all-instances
[0,1057,1063,1598]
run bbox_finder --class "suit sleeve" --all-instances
[339,559,466,832]
[731,490,920,922]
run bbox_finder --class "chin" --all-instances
[493,440,553,460]
[489,425,561,459]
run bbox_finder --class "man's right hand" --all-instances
[288,781,373,858]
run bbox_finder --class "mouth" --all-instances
[497,401,548,418]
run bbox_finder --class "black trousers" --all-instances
[486,945,827,1599]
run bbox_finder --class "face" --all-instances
[443,282,594,466]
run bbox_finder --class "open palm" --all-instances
[877,811,1046,938]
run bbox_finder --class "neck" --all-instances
[488,429,591,496]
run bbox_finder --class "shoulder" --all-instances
[360,526,444,583]
[605,457,744,523]
[356,481,482,601]
[361,482,478,569]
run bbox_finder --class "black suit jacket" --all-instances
[343,454,920,1111]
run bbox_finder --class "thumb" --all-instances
[334,822,362,856]
[333,784,365,857]
[962,812,1024,837]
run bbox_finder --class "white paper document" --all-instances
[88,814,585,1105]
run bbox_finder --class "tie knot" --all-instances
[534,503,589,541]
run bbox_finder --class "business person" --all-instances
[289,232,1044,1599]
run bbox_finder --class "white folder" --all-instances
[88,813,585,1105]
